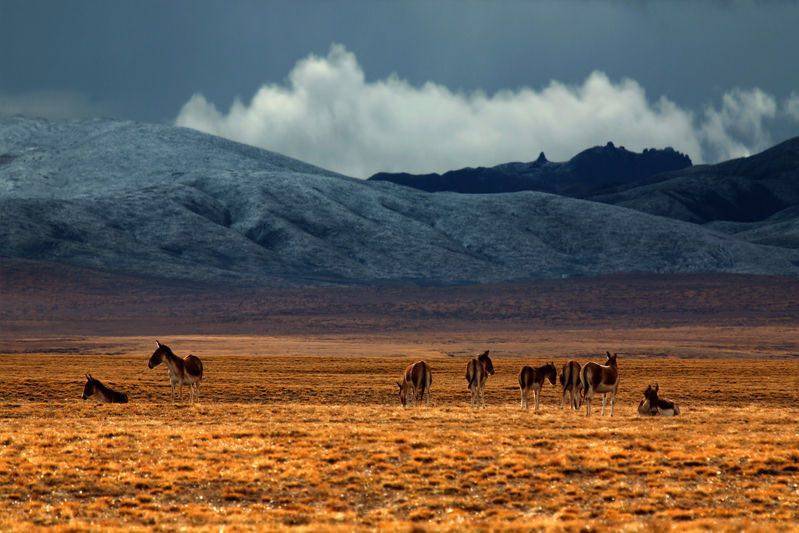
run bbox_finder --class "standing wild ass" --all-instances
[148,340,204,403]
[82,374,128,403]
[580,352,619,416]
[640,383,680,416]
[465,350,495,408]
[518,362,557,412]
[397,361,432,407]
[560,360,582,410]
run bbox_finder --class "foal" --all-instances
[580,352,620,416]
[148,340,204,403]
[560,360,582,410]
[397,361,432,407]
[82,374,128,403]
[641,383,680,416]
[518,362,557,412]
[465,350,495,408]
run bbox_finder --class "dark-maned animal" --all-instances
[465,350,494,408]
[148,340,204,403]
[397,360,432,407]
[518,362,557,412]
[580,352,620,416]
[560,360,582,411]
[637,384,657,416]
[644,383,680,416]
[82,374,128,403]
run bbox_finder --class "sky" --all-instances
[1,0,798,176]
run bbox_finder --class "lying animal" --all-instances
[639,383,680,416]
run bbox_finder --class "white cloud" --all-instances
[0,90,107,120]
[700,88,777,161]
[176,44,786,177]
[786,92,799,122]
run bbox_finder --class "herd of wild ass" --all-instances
[395,350,679,416]
[83,342,679,416]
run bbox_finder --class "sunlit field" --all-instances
[1,333,798,530]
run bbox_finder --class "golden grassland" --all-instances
[1,332,798,531]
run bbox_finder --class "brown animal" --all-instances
[396,361,432,407]
[580,352,619,416]
[642,383,680,416]
[148,340,204,403]
[560,360,582,410]
[465,350,495,408]
[82,374,128,403]
[637,384,657,416]
[519,362,557,412]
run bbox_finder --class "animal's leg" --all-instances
[601,393,607,416]
[610,390,616,417]
[561,389,567,410]
[585,388,592,416]
[171,383,176,404]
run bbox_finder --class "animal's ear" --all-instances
[155,340,162,348]
[483,350,490,356]
[606,351,611,358]
[654,383,659,392]
[85,373,90,381]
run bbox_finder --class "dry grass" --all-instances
[1,333,798,530]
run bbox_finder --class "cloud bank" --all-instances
[177,44,791,177]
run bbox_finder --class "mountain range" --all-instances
[370,142,692,197]
[1,116,798,285]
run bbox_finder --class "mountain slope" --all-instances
[1,117,798,284]
[592,137,799,224]
[368,143,691,197]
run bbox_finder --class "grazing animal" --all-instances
[644,383,680,416]
[82,374,128,403]
[580,352,620,416]
[560,360,582,410]
[465,350,495,408]
[519,362,557,412]
[397,361,432,407]
[148,340,204,403]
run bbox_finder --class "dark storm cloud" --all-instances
[1,0,797,171]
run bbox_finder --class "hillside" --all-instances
[368,143,691,197]
[1,117,798,284]
[592,137,799,225]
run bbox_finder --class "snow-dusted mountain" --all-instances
[1,117,798,285]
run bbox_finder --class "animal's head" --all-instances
[479,350,495,375]
[148,340,167,369]
[396,381,409,407]
[606,351,618,367]
[544,362,557,385]
[82,374,95,400]
[644,383,659,402]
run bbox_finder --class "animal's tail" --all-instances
[579,365,589,397]
[465,361,478,389]
[559,365,567,386]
